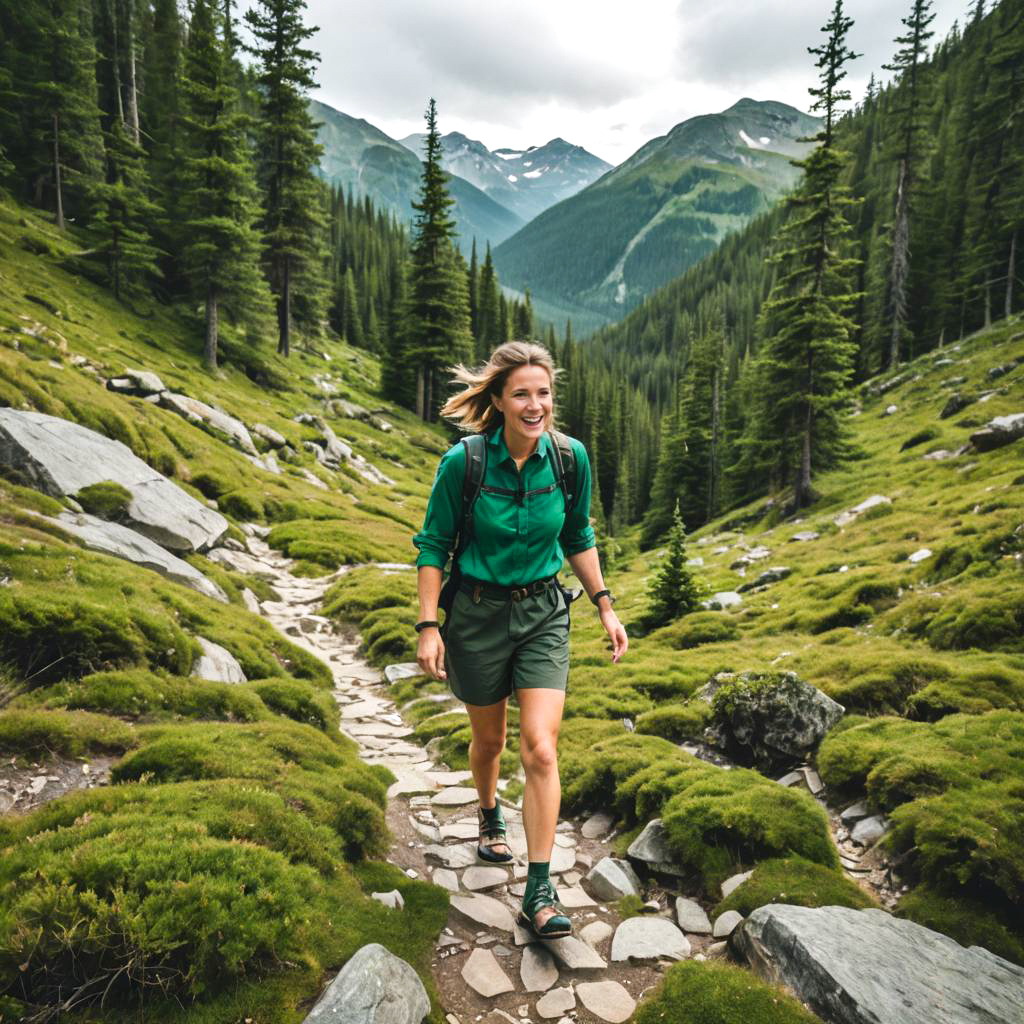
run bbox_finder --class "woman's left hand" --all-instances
[599,607,628,663]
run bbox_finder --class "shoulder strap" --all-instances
[456,433,487,553]
[547,429,578,514]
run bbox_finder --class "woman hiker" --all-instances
[412,340,628,940]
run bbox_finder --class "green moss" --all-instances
[218,488,265,521]
[1,482,63,516]
[247,678,339,733]
[633,960,822,1024]
[712,855,876,920]
[0,707,137,757]
[659,611,740,649]
[191,470,237,499]
[900,427,941,451]
[636,700,712,743]
[75,480,133,521]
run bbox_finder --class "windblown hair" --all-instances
[440,341,559,434]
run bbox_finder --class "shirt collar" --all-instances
[487,422,549,462]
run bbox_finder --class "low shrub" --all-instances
[712,854,876,920]
[191,470,236,499]
[922,593,1024,652]
[219,488,265,522]
[74,480,132,521]
[632,960,821,1024]
[1,483,63,516]
[0,707,137,756]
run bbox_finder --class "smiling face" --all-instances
[491,364,554,454]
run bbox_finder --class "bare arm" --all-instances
[566,547,627,663]
[415,565,447,680]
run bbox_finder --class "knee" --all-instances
[471,732,506,762]
[520,736,558,774]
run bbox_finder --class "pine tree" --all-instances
[882,0,936,368]
[243,0,326,356]
[177,0,269,370]
[645,500,704,627]
[476,241,500,359]
[747,0,862,509]
[405,97,472,420]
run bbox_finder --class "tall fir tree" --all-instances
[644,500,705,627]
[476,241,501,360]
[404,98,472,420]
[177,0,270,370]
[243,0,327,356]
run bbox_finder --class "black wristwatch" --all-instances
[590,589,615,607]
[414,620,440,633]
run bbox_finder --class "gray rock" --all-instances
[839,801,870,827]
[371,889,404,910]
[720,870,753,899]
[834,494,891,528]
[192,636,246,683]
[158,391,257,454]
[251,422,287,448]
[970,412,1024,452]
[586,857,642,901]
[610,916,690,962]
[241,587,262,615]
[430,786,479,806]
[737,566,792,592]
[733,903,1024,1024]
[626,818,687,878]
[579,920,614,949]
[385,662,423,684]
[907,547,933,563]
[575,981,636,1024]
[675,898,712,935]
[702,669,845,773]
[940,392,975,419]
[549,843,576,874]
[301,943,428,1024]
[430,868,459,893]
[545,934,607,969]
[790,530,821,542]
[557,885,596,908]
[42,510,228,602]
[449,894,515,932]
[520,944,559,992]
[424,843,478,870]
[776,771,804,787]
[581,810,614,838]
[0,410,227,552]
[462,866,509,891]
[536,988,575,1019]
[700,590,743,610]
[106,368,167,395]
[461,948,514,998]
[713,911,744,938]
[851,815,888,846]
[707,941,728,956]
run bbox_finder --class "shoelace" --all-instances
[525,878,560,916]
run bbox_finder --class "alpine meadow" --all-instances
[0,1,1022,1023]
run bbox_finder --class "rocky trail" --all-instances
[238,528,906,1024]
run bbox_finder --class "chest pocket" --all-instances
[471,473,567,550]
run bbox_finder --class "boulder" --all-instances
[586,857,642,901]
[702,670,845,772]
[191,636,247,683]
[969,412,1024,452]
[461,948,514,998]
[610,916,690,962]
[737,566,792,592]
[0,410,227,552]
[700,591,742,610]
[581,810,615,838]
[907,547,933,563]
[576,980,636,1024]
[251,422,287,448]
[675,897,712,935]
[301,943,428,1024]
[626,818,687,878]
[940,392,975,419]
[158,392,257,454]
[106,368,167,396]
[850,814,888,846]
[43,511,227,603]
[834,494,890,527]
[732,903,1024,1024]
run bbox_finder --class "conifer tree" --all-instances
[476,242,500,359]
[243,0,326,356]
[882,0,936,368]
[645,500,704,627]
[404,98,472,420]
[177,0,269,370]
[746,0,862,509]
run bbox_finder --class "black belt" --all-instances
[459,575,558,603]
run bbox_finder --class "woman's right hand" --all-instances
[417,627,447,681]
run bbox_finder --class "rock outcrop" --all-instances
[969,412,1024,452]
[158,392,258,455]
[733,903,1024,1024]
[0,410,227,551]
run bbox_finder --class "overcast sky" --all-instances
[240,0,968,166]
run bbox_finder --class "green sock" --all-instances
[523,861,550,904]
[480,802,503,825]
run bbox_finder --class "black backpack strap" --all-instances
[547,429,578,514]
[456,433,488,554]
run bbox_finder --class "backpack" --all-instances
[437,429,578,620]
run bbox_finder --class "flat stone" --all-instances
[431,868,459,893]
[251,422,287,447]
[626,818,687,877]
[384,662,422,684]
[720,870,754,899]
[408,816,440,843]
[713,911,744,938]
[579,920,614,949]
[581,811,614,839]
[159,391,257,454]
[587,857,642,901]
[801,767,824,794]
[610,916,690,962]
[549,844,577,874]
[907,547,933,564]
[839,801,871,827]
[733,904,1024,1024]
[192,636,246,683]
[424,843,478,869]
[520,943,559,992]
[450,894,515,932]
[425,770,473,786]
[776,771,804,787]
[553,833,576,848]
[439,822,479,841]
[535,987,575,1019]
[546,934,607,970]
[301,942,428,1024]
[431,786,480,807]
[851,815,888,846]
[576,981,636,1024]
[463,866,509,891]
[556,885,596,908]
[461,948,514,998]
[675,898,712,935]
[512,920,533,946]
[107,368,167,395]
[371,890,404,910]
[707,941,728,956]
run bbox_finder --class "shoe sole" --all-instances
[517,910,572,940]
[477,847,514,864]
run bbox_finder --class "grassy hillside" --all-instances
[0,194,451,1021]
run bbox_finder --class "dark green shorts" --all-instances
[443,583,570,707]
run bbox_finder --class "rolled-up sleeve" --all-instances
[560,439,596,555]
[413,444,465,569]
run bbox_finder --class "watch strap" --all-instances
[590,589,613,607]
[415,620,440,633]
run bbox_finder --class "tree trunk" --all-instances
[108,0,125,125]
[124,0,140,143]
[984,273,992,328]
[53,113,64,230]
[888,158,910,370]
[1007,228,1017,319]
[707,361,720,522]
[205,283,219,370]
[415,365,425,420]
[277,256,291,357]
[798,399,813,509]
[426,365,434,422]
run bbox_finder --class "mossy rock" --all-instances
[633,959,822,1024]
[0,707,137,757]
[712,855,876,921]
[75,480,133,521]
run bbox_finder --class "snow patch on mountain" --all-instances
[523,169,544,178]
[739,129,766,149]
[507,174,518,182]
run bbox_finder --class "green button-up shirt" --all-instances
[413,425,596,585]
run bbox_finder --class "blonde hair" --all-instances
[440,341,559,434]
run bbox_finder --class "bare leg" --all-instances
[466,697,510,856]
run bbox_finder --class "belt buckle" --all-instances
[531,580,547,597]
[511,587,526,602]
[472,585,482,604]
